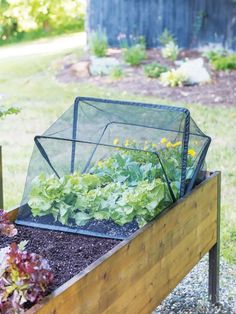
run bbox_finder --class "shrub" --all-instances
[144,62,168,78]
[160,68,187,87]
[89,30,108,57]
[202,49,226,62]
[123,43,146,66]
[110,66,123,79]
[159,29,175,46]
[0,0,85,44]
[0,106,20,119]
[211,54,236,71]
[161,41,179,61]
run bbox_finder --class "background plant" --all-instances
[159,29,175,46]
[202,49,226,61]
[123,43,146,66]
[119,35,147,66]
[211,54,236,71]
[110,66,124,79]
[159,29,179,61]
[0,106,20,119]
[161,41,179,61]
[144,62,168,78]
[0,0,85,45]
[160,68,187,87]
[202,50,236,71]
[89,30,108,57]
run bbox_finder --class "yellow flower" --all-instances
[161,137,167,144]
[188,149,196,157]
[97,160,103,167]
[152,143,158,149]
[166,141,172,148]
[172,141,181,148]
[113,138,119,145]
[143,145,148,151]
[125,139,130,147]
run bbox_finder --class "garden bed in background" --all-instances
[56,49,236,107]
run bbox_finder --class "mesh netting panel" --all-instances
[16,97,211,239]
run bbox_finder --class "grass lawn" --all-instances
[0,41,235,263]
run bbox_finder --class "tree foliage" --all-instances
[0,0,85,43]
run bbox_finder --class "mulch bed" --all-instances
[56,49,236,107]
[0,226,119,292]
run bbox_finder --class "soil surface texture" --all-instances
[56,49,236,107]
[0,225,119,292]
[17,203,139,240]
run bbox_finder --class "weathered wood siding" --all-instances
[87,0,236,50]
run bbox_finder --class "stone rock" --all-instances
[51,54,78,71]
[89,56,120,76]
[178,58,211,85]
[70,61,90,78]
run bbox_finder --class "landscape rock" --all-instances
[89,56,120,76]
[70,61,90,78]
[178,58,211,85]
[51,54,79,71]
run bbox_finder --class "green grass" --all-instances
[0,22,84,47]
[0,40,235,263]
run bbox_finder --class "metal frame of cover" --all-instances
[36,96,211,196]
[16,97,211,239]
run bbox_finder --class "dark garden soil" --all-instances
[0,226,119,292]
[18,204,139,240]
[56,49,236,107]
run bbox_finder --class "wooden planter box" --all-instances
[8,172,220,314]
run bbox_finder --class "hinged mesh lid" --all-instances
[16,97,211,239]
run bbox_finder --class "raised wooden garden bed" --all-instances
[6,171,220,314]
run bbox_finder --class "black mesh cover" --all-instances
[16,97,211,239]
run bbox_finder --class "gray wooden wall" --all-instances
[87,0,236,50]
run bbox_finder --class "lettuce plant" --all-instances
[28,138,197,228]
[0,242,53,313]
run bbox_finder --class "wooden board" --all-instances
[21,172,219,314]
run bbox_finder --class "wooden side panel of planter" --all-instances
[7,206,18,222]
[27,173,219,314]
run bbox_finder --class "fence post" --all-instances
[0,146,3,208]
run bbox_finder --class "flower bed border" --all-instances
[7,172,220,314]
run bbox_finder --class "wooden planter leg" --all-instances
[0,146,3,208]
[208,243,219,304]
[208,173,221,304]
